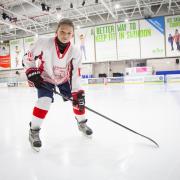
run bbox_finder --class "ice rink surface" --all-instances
[0,83,180,180]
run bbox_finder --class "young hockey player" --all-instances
[23,18,93,151]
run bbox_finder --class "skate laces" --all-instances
[79,120,91,130]
[78,119,87,127]
[78,119,87,124]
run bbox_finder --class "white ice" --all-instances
[0,83,180,180]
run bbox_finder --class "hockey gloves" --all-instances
[26,68,43,89]
[72,90,85,112]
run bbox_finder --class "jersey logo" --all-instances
[53,66,70,84]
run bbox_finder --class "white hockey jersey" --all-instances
[23,37,82,92]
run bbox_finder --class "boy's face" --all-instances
[57,24,74,43]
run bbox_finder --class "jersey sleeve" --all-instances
[22,38,43,71]
[71,48,82,92]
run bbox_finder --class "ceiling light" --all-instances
[9,24,13,29]
[57,13,62,19]
[41,3,50,12]
[82,0,85,6]
[41,3,46,11]
[46,6,50,11]
[2,13,12,21]
[56,7,61,11]
[114,4,120,9]
[2,13,8,20]
[125,19,129,23]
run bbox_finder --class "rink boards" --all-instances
[1,74,180,88]
[83,75,165,85]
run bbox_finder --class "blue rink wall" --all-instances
[156,70,180,76]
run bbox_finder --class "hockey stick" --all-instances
[41,84,159,148]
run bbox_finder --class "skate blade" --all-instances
[30,145,40,152]
[81,132,93,139]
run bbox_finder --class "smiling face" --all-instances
[57,24,74,44]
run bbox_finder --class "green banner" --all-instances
[167,17,180,28]
[116,22,151,39]
[95,25,116,42]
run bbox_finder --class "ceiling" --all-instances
[0,0,180,41]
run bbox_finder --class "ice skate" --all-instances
[29,128,42,152]
[76,118,93,136]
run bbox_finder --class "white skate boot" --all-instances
[29,124,42,152]
[76,118,93,136]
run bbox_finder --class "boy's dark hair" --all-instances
[56,18,74,33]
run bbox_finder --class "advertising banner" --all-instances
[116,20,140,60]
[75,27,95,63]
[165,15,180,57]
[140,16,165,58]
[10,39,24,69]
[95,24,117,62]
[0,43,10,69]
[24,36,37,52]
